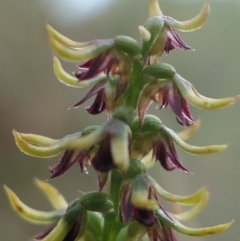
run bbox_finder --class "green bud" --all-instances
[125,159,146,179]
[82,126,100,136]
[131,115,162,158]
[138,25,151,42]
[142,63,176,80]
[80,192,114,213]
[131,114,162,134]
[113,104,136,125]
[115,35,141,57]
[142,16,165,58]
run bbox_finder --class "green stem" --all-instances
[102,212,125,241]
[124,60,144,110]
[102,169,124,241]
[110,168,123,217]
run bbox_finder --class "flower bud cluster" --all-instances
[5,0,237,240]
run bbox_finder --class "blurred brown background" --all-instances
[1,0,240,240]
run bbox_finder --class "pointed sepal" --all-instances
[155,208,233,236]
[173,189,209,221]
[49,36,114,63]
[173,74,240,110]
[163,126,228,155]
[164,1,210,32]
[46,23,91,48]
[34,178,68,210]
[53,56,106,88]
[149,0,163,17]
[4,185,64,224]
[147,175,207,205]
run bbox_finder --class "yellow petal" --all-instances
[174,74,240,110]
[165,1,210,32]
[141,150,155,169]
[163,126,228,155]
[49,37,94,63]
[177,119,201,141]
[46,23,91,49]
[149,0,163,17]
[34,179,68,210]
[41,201,85,241]
[13,130,65,158]
[131,193,158,210]
[14,126,103,157]
[110,130,130,171]
[174,190,209,221]
[53,56,105,88]
[138,25,151,42]
[148,175,207,205]
[18,133,58,146]
[65,124,107,150]
[156,208,233,236]
[49,36,114,63]
[4,185,63,224]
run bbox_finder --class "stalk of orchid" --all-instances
[5,1,238,240]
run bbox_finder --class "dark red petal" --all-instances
[78,59,93,69]
[158,89,169,109]
[133,208,156,227]
[165,27,194,53]
[138,84,159,129]
[73,150,91,173]
[120,185,133,223]
[71,81,106,109]
[49,150,75,179]
[115,75,128,101]
[164,35,175,54]
[180,98,194,125]
[91,136,116,172]
[163,137,189,172]
[168,85,194,126]
[33,224,56,240]
[63,218,81,241]
[86,89,106,114]
[97,171,109,191]
[78,52,113,80]
[49,150,91,179]
[153,141,176,171]
[161,220,177,241]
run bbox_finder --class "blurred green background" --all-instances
[1,0,240,240]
